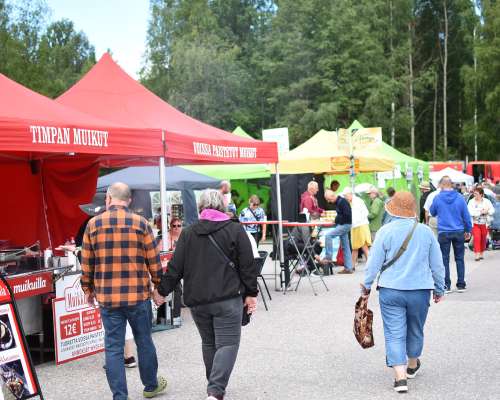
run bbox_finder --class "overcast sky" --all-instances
[45,0,150,78]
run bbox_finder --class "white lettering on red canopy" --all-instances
[30,125,109,148]
[193,141,257,159]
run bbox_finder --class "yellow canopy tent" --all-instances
[275,129,394,174]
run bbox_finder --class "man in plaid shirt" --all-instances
[81,182,167,400]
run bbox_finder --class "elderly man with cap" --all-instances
[362,192,445,394]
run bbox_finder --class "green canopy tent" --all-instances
[232,125,253,139]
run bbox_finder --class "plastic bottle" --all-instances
[302,208,310,222]
[43,248,52,268]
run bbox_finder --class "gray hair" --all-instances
[439,176,453,187]
[107,182,131,201]
[307,181,318,190]
[198,189,226,213]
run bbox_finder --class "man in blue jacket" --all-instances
[430,176,472,293]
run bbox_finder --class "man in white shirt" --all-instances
[424,183,442,236]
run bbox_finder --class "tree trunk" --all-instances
[390,0,395,147]
[408,22,415,157]
[433,71,438,160]
[443,0,448,159]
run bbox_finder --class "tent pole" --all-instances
[274,163,285,291]
[159,131,169,251]
[159,130,174,327]
[349,128,355,191]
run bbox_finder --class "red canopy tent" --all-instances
[56,53,277,166]
[0,73,164,249]
[1,55,280,252]
[56,53,282,257]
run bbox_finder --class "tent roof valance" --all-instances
[0,73,163,163]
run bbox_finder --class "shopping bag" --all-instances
[336,243,344,266]
[353,294,374,349]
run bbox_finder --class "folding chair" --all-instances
[255,250,271,310]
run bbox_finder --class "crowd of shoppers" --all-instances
[79,175,498,398]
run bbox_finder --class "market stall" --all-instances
[0,72,163,370]
[1,58,279,367]
[323,121,429,196]
[56,52,281,283]
[270,129,394,221]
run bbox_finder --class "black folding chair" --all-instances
[256,250,272,310]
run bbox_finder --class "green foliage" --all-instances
[0,0,95,98]
[0,0,496,161]
[142,0,498,161]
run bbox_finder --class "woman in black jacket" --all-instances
[154,189,257,400]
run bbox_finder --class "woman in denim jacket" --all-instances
[362,192,445,394]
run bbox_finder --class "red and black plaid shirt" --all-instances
[81,205,161,308]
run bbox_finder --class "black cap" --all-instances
[79,193,107,216]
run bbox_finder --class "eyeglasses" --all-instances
[171,224,182,228]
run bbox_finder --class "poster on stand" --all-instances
[52,274,104,365]
[0,280,41,399]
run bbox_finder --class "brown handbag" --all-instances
[353,294,374,349]
[353,220,419,349]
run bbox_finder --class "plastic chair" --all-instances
[256,250,271,310]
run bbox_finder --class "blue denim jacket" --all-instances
[364,217,445,295]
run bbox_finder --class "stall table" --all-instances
[240,220,287,290]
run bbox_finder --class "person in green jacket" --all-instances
[368,186,385,240]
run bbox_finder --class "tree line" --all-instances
[1,0,499,161]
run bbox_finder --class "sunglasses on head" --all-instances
[171,224,182,228]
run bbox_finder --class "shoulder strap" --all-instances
[208,233,236,270]
[248,207,261,221]
[379,220,419,275]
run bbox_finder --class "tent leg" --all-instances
[159,152,174,328]
[159,156,169,251]
[274,164,285,291]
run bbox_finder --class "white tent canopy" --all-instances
[430,167,474,187]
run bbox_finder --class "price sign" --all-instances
[52,274,104,365]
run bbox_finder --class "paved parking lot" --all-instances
[37,248,500,399]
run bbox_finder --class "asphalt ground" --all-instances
[37,246,500,400]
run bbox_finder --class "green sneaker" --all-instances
[143,376,167,398]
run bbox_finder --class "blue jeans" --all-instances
[438,230,466,289]
[379,288,431,367]
[100,300,159,400]
[324,224,352,270]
